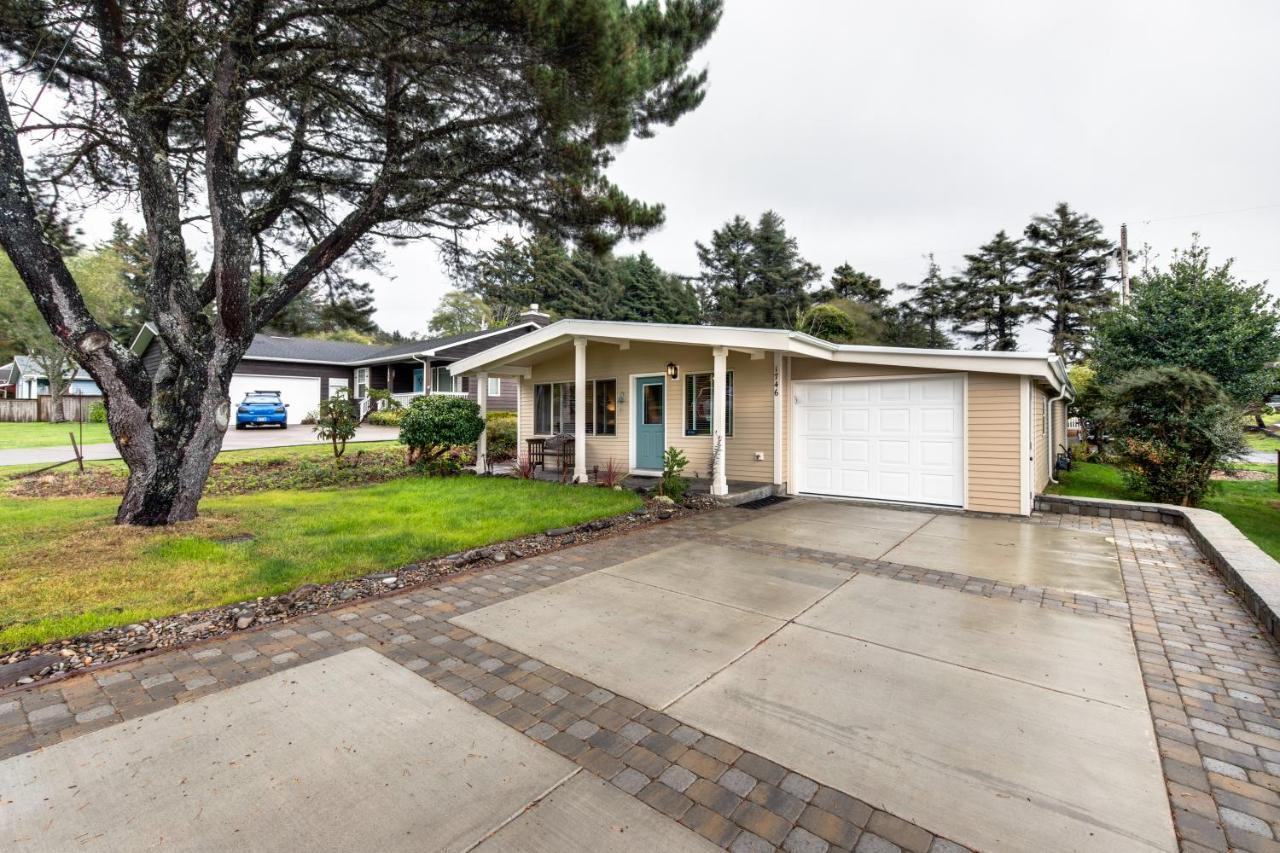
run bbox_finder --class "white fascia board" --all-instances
[828,348,1067,388]
[128,322,159,356]
[449,320,823,375]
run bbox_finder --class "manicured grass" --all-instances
[1049,462,1280,562]
[0,421,112,449]
[0,476,641,651]
[1244,412,1280,452]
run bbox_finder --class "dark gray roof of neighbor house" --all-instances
[243,335,407,364]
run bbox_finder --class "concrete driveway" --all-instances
[0,424,400,467]
[454,501,1173,852]
[10,498,1266,852]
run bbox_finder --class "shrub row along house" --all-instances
[128,307,552,422]
[451,319,1071,516]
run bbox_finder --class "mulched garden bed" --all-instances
[5,446,413,499]
[0,494,713,692]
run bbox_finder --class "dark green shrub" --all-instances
[399,395,485,467]
[486,412,517,461]
[87,401,107,423]
[1101,366,1245,506]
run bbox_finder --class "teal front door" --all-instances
[634,376,665,470]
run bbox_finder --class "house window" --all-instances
[354,367,369,398]
[533,379,616,435]
[432,366,453,393]
[593,379,617,436]
[685,371,733,437]
[487,377,502,397]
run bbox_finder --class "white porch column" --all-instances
[712,346,728,496]
[573,337,587,483]
[772,351,783,486]
[476,371,488,472]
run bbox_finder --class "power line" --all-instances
[1139,202,1280,226]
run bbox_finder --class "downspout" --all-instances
[1046,385,1072,485]
[413,355,431,394]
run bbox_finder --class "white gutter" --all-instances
[1046,384,1074,485]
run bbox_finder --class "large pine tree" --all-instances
[697,211,819,328]
[951,230,1032,351]
[819,263,890,305]
[616,253,700,324]
[1022,203,1116,360]
[895,255,954,349]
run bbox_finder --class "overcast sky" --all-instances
[53,1,1280,350]
[374,0,1280,349]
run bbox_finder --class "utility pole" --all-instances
[1119,223,1130,307]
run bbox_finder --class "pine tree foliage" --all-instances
[697,211,820,328]
[1022,203,1116,360]
[894,255,954,349]
[818,263,889,305]
[951,230,1032,351]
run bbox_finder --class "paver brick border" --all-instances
[1036,494,1280,644]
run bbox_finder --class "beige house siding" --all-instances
[966,373,1023,514]
[518,342,776,483]
[514,346,1038,515]
[1033,386,1050,492]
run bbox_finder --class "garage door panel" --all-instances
[878,382,910,402]
[840,409,870,431]
[877,409,910,432]
[805,409,833,432]
[840,439,869,464]
[795,377,964,507]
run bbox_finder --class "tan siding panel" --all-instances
[966,374,1023,514]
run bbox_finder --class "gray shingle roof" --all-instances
[6,354,93,380]
[241,326,526,365]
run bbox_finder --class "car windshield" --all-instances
[243,394,280,404]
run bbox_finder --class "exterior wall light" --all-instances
[666,362,679,381]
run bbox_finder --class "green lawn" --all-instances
[0,476,641,651]
[0,421,112,449]
[1048,462,1280,562]
[1244,412,1280,453]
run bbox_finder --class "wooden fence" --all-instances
[0,395,103,423]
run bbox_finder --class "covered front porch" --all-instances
[453,326,795,498]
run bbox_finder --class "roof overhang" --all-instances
[449,319,1073,393]
[414,321,540,358]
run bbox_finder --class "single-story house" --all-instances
[0,355,102,399]
[450,320,1072,515]
[128,307,550,423]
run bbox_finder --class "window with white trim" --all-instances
[432,366,453,393]
[487,377,502,397]
[685,371,733,436]
[354,367,369,398]
[533,379,616,436]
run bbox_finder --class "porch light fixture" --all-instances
[666,362,679,381]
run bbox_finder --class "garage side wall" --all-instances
[966,373,1024,514]
[1033,386,1049,492]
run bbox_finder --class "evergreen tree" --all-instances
[895,255,955,349]
[697,212,819,328]
[616,253,700,323]
[951,230,1032,351]
[818,263,890,305]
[695,216,755,325]
[1022,203,1116,360]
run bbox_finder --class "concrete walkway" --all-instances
[3,500,1277,851]
[0,424,400,467]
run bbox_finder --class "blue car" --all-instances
[235,391,289,429]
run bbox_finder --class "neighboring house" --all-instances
[0,355,102,400]
[450,320,1072,516]
[128,306,551,424]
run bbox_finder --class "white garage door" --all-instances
[794,376,964,506]
[228,374,322,424]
